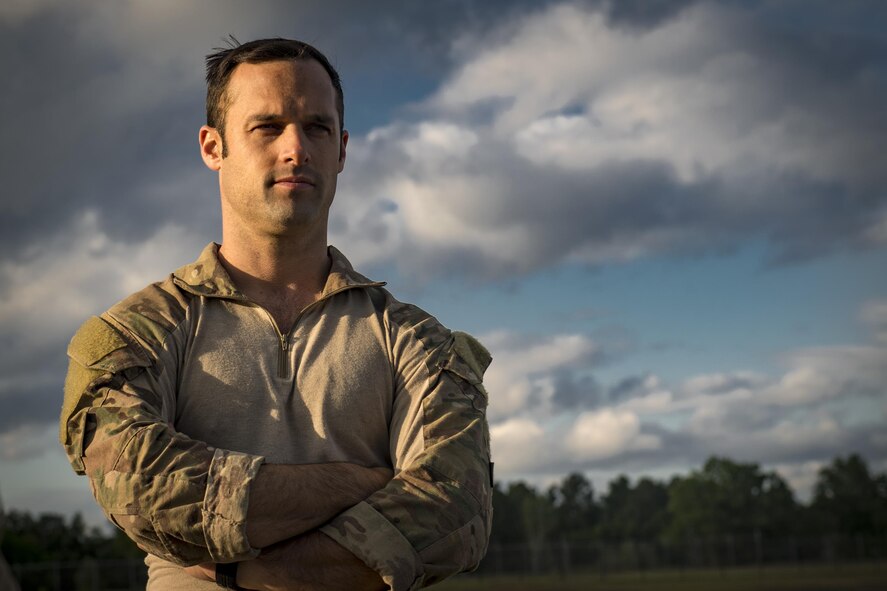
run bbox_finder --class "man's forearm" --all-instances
[236,530,385,591]
[184,531,386,590]
[246,463,391,548]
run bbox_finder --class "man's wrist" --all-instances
[236,558,266,590]
[216,562,246,590]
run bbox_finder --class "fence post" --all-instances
[789,536,799,571]
[754,529,763,575]
[558,537,570,579]
[91,558,100,591]
[52,560,61,591]
[821,534,834,569]
[728,533,736,571]
[598,540,607,581]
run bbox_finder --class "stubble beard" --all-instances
[260,173,333,237]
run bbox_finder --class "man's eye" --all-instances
[254,123,281,131]
[307,124,331,134]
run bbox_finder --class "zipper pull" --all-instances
[278,334,289,379]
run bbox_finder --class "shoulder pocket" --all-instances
[438,332,492,412]
[61,316,151,474]
[67,315,150,373]
[440,332,491,384]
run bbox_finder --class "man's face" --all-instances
[211,59,347,239]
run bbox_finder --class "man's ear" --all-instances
[199,125,223,171]
[338,129,349,173]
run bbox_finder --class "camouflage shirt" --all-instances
[61,243,492,590]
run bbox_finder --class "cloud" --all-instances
[5,0,884,283]
[0,424,57,462]
[860,299,887,344]
[2,0,885,522]
[608,373,664,402]
[482,331,607,420]
[764,345,887,406]
[0,212,207,441]
[0,0,559,263]
[331,0,887,279]
[566,409,661,461]
[771,460,824,503]
[482,299,887,478]
[680,372,768,397]
[490,418,549,474]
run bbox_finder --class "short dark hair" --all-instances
[205,37,345,150]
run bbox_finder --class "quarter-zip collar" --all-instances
[323,245,387,296]
[172,242,385,300]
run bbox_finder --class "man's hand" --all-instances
[246,462,392,548]
[239,531,385,591]
[183,463,390,589]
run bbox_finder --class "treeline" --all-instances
[490,454,887,548]
[1,512,142,565]
[2,454,886,565]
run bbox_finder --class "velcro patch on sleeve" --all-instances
[67,316,128,367]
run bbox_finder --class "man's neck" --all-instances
[218,231,331,332]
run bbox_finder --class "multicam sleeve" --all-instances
[321,316,493,591]
[60,314,263,566]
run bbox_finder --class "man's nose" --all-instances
[281,126,310,164]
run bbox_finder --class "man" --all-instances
[60,38,493,591]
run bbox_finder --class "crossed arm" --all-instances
[243,462,391,549]
[62,315,391,589]
[185,463,389,590]
[79,410,389,589]
[186,530,385,590]
[62,314,492,591]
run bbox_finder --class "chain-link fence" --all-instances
[8,534,887,590]
[475,533,887,577]
[9,558,146,591]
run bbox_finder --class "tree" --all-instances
[1,510,142,564]
[598,475,669,541]
[490,481,557,546]
[758,471,798,537]
[490,482,523,545]
[547,472,599,542]
[812,454,887,535]
[665,456,798,540]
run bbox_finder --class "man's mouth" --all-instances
[273,175,316,189]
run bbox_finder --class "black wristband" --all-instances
[216,562,245,590]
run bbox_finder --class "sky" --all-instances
[1,0,886,527]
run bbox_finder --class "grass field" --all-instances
[435,563,887,590]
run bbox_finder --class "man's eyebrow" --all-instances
[245,113,337,127]
[246,113,283,123]
[304,113,336,127]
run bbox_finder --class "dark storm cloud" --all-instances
[607,374,653,403]
[0,4,213,257]
[592,0,701,29]
[0,384,63,434]
[0,0,584,447]
[0,343,67,436]
[345,133,884,279]
[3,0,887,454]
[550,372,603,409]
[0,0,568,262]
[330,0,883,282]
[6,0,885,274]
